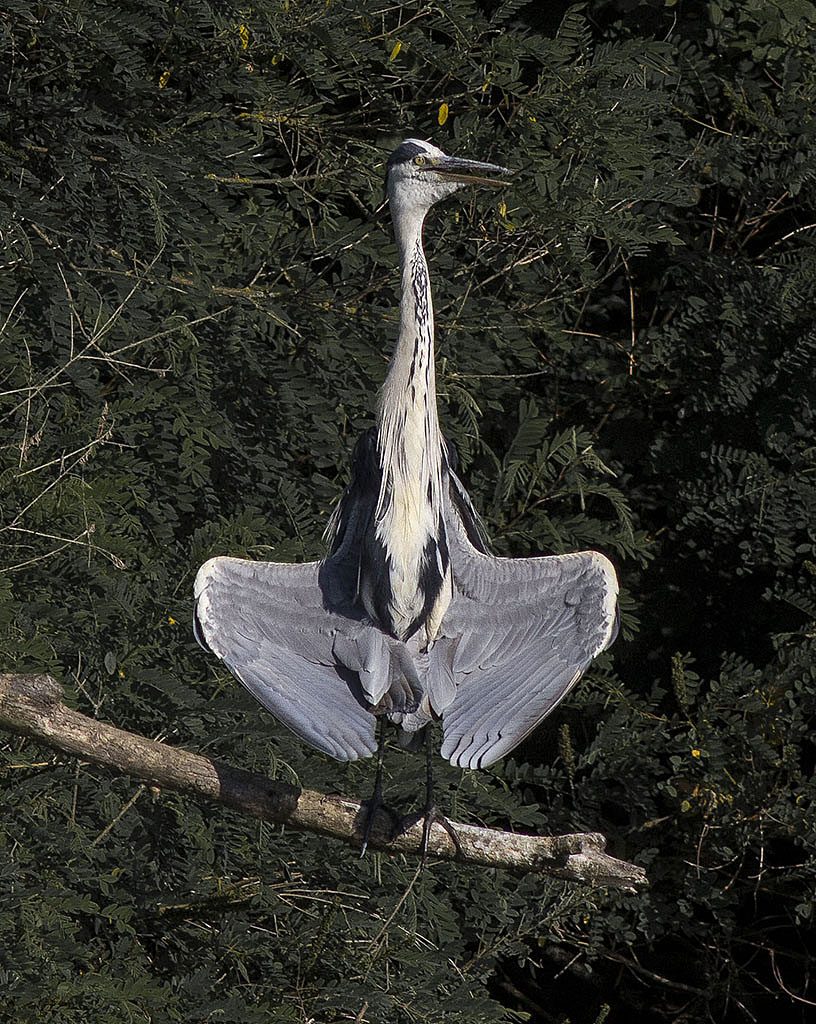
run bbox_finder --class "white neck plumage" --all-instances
[373,199,450,641]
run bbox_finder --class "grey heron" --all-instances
[194,138,619,775]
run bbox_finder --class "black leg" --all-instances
[360,717,394,856]
[419,728,461,864]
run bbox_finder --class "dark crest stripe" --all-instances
[387,140,427,172]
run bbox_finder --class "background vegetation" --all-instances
[1,0,815,1021]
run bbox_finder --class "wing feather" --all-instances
[194,555,377,761]
[440,484,619,769]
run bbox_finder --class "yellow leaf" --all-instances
[168,615,177,626]
[498,200,507,218]
[238,24,250,50]
[158,69,171,89]
[389,40,402,61]
[438,102,449,126]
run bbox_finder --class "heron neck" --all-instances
[377,204,441,447]
[362,198,451,640]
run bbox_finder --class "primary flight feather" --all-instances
[194,138,619,770]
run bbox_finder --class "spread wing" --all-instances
[194,554,378,760]
[439,477,619,769]
[194,447,386,762]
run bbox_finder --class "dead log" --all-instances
[0,672,647,889]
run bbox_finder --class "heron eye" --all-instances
[414,155,427,166]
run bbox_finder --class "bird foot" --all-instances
[397,805,463,864]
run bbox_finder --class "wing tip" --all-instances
[588,550,618,587]
[193,558,220,653]
[315,734,377,762]
[586,551,620,651]
[440,730,501,771]
[566,550,619,653]
[193,556,247,654]
[194,556,226,599]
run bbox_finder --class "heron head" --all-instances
[386,138,509,217]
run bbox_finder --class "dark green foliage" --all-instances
[1,1,815,1021]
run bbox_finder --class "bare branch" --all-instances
[0,673,647,889]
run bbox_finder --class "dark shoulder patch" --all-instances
[350,426,380,488]
[387,140,427,172]
[449,469,491,554]
[326,427,380,558]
